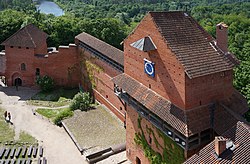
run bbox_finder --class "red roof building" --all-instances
[112,11,249,163]
[0,11,249,164]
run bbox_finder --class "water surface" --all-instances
[37,0,64,16]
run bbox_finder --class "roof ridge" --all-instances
[25,24,36,47]
[76,32,123,53]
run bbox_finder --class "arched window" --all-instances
[21,63,26,71]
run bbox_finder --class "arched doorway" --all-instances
[14,78,22,86]
[11,72,22,86]
[136,157,141,164]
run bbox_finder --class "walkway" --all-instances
[0,86,86,164]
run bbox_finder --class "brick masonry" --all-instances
[4,44,81,87]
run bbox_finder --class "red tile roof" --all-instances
[112,74,248,137]
[75,32,124,66]
[184,121,250,163]
[1,24,48,48]
[148,11,236,79]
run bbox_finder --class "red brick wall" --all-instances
[4,44,81,87]
[126,105,175,164]
[185,70,233,109]
[216,23,228,53]
[77,48,126,121]
[35,45,81,87]
[5,46,36,86]
[124,14,186,109]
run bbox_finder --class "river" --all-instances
[37,0,64,16]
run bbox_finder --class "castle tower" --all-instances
[112,11,247,163]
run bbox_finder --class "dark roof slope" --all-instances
[1,24,48,48]
[75,32,124,66]
[149,11,236,79]
[184,121,250,163]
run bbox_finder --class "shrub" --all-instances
[36,75,55,92]
[53,108,73,126]
[70,92,91,111]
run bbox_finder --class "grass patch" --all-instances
[0,108,37,147]
[0,108,15,143]
[27,88,79,107]
[36,107,73,125]
[18,131,37,144]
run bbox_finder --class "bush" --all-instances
[70,92,91,111]
[53,108,73,126]
[36,75,55,92]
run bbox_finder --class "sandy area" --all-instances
[0,86,86,164]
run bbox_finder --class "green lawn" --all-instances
[18,131,37,144]
[0,108,37,146]
[36,107,73,125]
[0,108,15,143]
[27,88,79,107]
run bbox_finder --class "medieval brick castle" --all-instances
[0,11,249,163]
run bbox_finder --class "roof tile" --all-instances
[1,24,48,48]
[75,32,124,66]
[148,11,236,79]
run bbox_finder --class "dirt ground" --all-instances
[0,86,86,164]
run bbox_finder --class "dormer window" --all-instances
[130,36,157,52]
[21,63,26,71]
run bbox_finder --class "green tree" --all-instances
[70,92,91,111]
[36,75,55,92]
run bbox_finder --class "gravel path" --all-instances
[0,86,86,164]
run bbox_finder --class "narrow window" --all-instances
[106,95,108,98]
[149,136,152,144]
[36,68,40,76]
[149,84,151,89]
[21,63,26,71]
[120,107,122,110]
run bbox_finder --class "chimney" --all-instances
[215,136,227,157]
[216,23,228,53]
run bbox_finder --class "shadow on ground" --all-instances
[0,86,39,101]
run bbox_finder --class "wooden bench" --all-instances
[15,147,22,158]
[26,158,32,164]
[16,158,21,164]
[4,148,10,159]
[33,146,38,158]
[9,147,16,159]
[42,157,47,164]
[27,145,33,157]
[10,159,15,164]
[37,157,41,164]
[21,159,26,164]
[39,146,43,157]
[5,159,10,164]
[21,146,27,158]
[0,147,5,159]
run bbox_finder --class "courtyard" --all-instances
[0,86,128,164]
